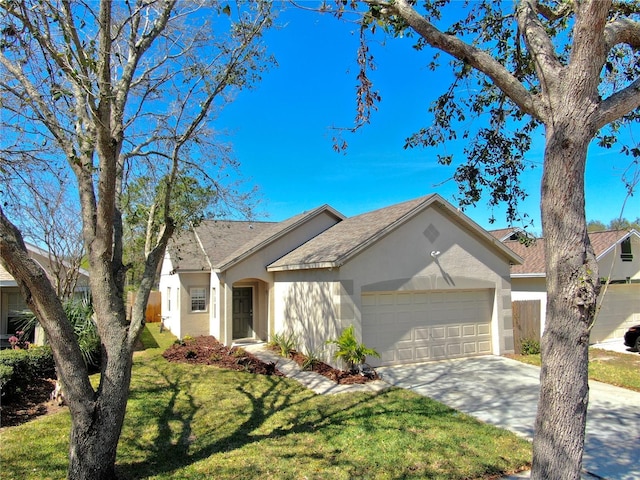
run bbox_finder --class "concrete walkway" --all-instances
[243,344,388,395]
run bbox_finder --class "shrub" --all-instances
[521,338,541,355]
[0,346,55,399]
[0,364,14,393]
[16,296,101,368]
[326,325,380,372]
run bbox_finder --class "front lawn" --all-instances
[1,324,532,479]
[508,347,640,392]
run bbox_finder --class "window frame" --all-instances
[190,287,207,313]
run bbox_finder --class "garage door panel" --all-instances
[415,346,430,360]
[478,340,492,353]
[397,348,414,361]
[462,325,476,337]
[478,324,491,335]
[415,327,430,341]
[448,344,462,356]
[463,342,478,354]
[447,326,461,338]
[431,326,446,340]
[362,289,494,366]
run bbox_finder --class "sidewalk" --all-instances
[243,343,389,395]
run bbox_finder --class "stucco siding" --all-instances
[158,254,182,337]
[273,269,341,364]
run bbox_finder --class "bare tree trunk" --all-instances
[67,346,132,479]
[532,118,599,479]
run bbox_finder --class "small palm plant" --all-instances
[326,325,380,373]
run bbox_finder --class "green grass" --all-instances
[1,324,532,479]
[508,347,640,392]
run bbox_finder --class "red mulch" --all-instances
[163,336,378,384]
[162,336,283,376]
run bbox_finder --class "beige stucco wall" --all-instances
[178,272,211,338]
[158,253,211,339]
[158,253,182,338]
[272,269,342,364]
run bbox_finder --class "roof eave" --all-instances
[267,261,340,272]
[511,273,546,278]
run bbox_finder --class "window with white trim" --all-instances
[166,287,171,311]
[190,287,207,312]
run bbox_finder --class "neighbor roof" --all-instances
[268,194,522,271]
[497,229,639,277]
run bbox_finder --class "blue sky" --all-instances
[218,6,639,234]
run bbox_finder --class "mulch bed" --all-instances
[162,336,283,376]
[1,377,65,429]
[287,350,379,384]
[163,335,378,384]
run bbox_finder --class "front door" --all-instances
[232,287,253,339]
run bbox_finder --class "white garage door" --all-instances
[590,284,640,343]
[362,289,494,366]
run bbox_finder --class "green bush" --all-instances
[0,364,14,392]
[16,296,101,369]
[0,346,55,399]
[521,338,541,355]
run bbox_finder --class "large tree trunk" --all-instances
[531,118,600,479]
[67,347,132,479]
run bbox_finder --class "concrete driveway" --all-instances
[377,356,640,480]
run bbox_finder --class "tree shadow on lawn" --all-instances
[115,363,376,479]
[114,357,518,480]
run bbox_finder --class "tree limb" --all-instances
[0,205,95,405]
[605,17,640,50]
[379,0,541,120]
[595,77,640,129]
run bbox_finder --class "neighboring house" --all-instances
[0,243,90,347]
[160,194,522,367]
[492,228,640,343]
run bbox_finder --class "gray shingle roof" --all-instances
[267,195,436,270]
[268,194,521,271]
[167,220,276,271]
[166,205,345,272]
